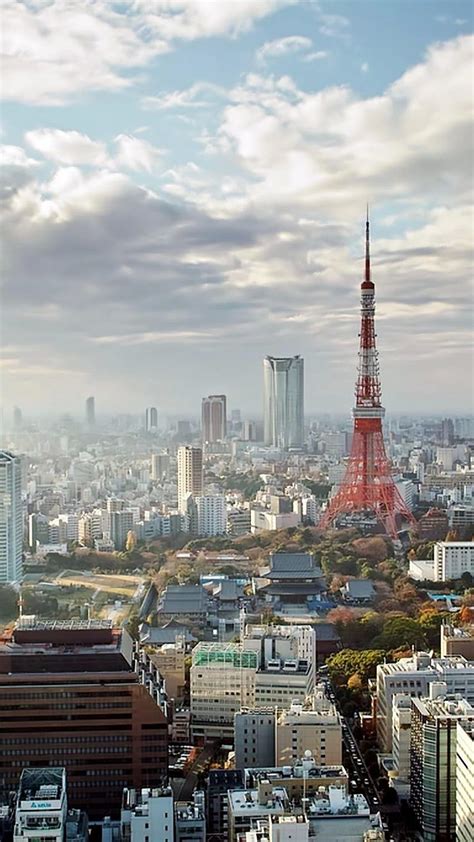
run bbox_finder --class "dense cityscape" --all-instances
[1,2,473,842]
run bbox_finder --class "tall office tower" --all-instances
[13,406,22,430]
[319,215,416,539]
[0,619,168,818]
[263,355,304,449]
[177,446,203,513]
[85,396,95,426]
[456,721,474,842]
[201,395,227,442]
[0,450,23,583]
[410,687,474,842]
[145,406,158,432]
[441,417,455,445]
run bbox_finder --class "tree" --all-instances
[348,673,363,691]
[126,610,140,641]
[126,530,137,552]
[327,648,385,685]
[0,585,18,619]
[373,616,425,651]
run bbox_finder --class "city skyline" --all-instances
[1,1,473,417]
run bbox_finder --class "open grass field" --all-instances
[55,571,143,596]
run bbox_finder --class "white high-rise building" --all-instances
[263,356,304,449]
[375,652,474,751]
[433,541,474,581]
[177,446,203,513]
[195,495,227,536]
[0,450,23,583]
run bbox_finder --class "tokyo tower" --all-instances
[320,212,416,540]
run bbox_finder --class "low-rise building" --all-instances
[234,709,276,770]
[340,579,375,604]
[175,792,206,842]
[14,768,67,842]
[275,693,342,766]
[121,787,174,842]
[156,584,209,624]
[441,623,474,659]
[228,756,370,842]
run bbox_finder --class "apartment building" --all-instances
[375,651,474,751]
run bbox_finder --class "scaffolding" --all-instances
[192,641,258,670]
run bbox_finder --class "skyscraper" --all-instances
[85,396,95,426]
[13,406,22,430]
[201,395,227,442]
[263,355,304,449]
[177,446,203,513]
[145,406,158,432]
[0,450,23,583]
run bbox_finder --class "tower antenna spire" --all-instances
[319,212,417,540]
[365,204,371,284]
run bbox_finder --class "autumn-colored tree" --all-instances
[125,530,137,552]
[351,536,390,563]
[327,606,357,626]
[348,673,363,691]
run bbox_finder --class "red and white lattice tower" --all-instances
[320,212,416,539]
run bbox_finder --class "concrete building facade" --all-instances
[202,395,227,443]
[177,447,203,513]
[456,720,474,842]
[263,356,304,449]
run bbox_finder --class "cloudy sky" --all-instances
[1,0,473,419]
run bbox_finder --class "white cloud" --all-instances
[25,129,108,166]
[318,12,350,39]
[141,81,226,110]
[1,34,472,413]
[2,0,294,105]
[216,35,473,210]
[302,50,329,62]
[114,135,163,172]
[256,35,313,64]
[361,62,369,73]
[1,145,39,168]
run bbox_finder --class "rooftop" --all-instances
[267,552,324,580]
[378,652,474,677]
[15,618,112,631]
[343,579,376,597]
[18,768,65,804]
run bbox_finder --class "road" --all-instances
[320,677,381,814]
[172,742,219,802]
